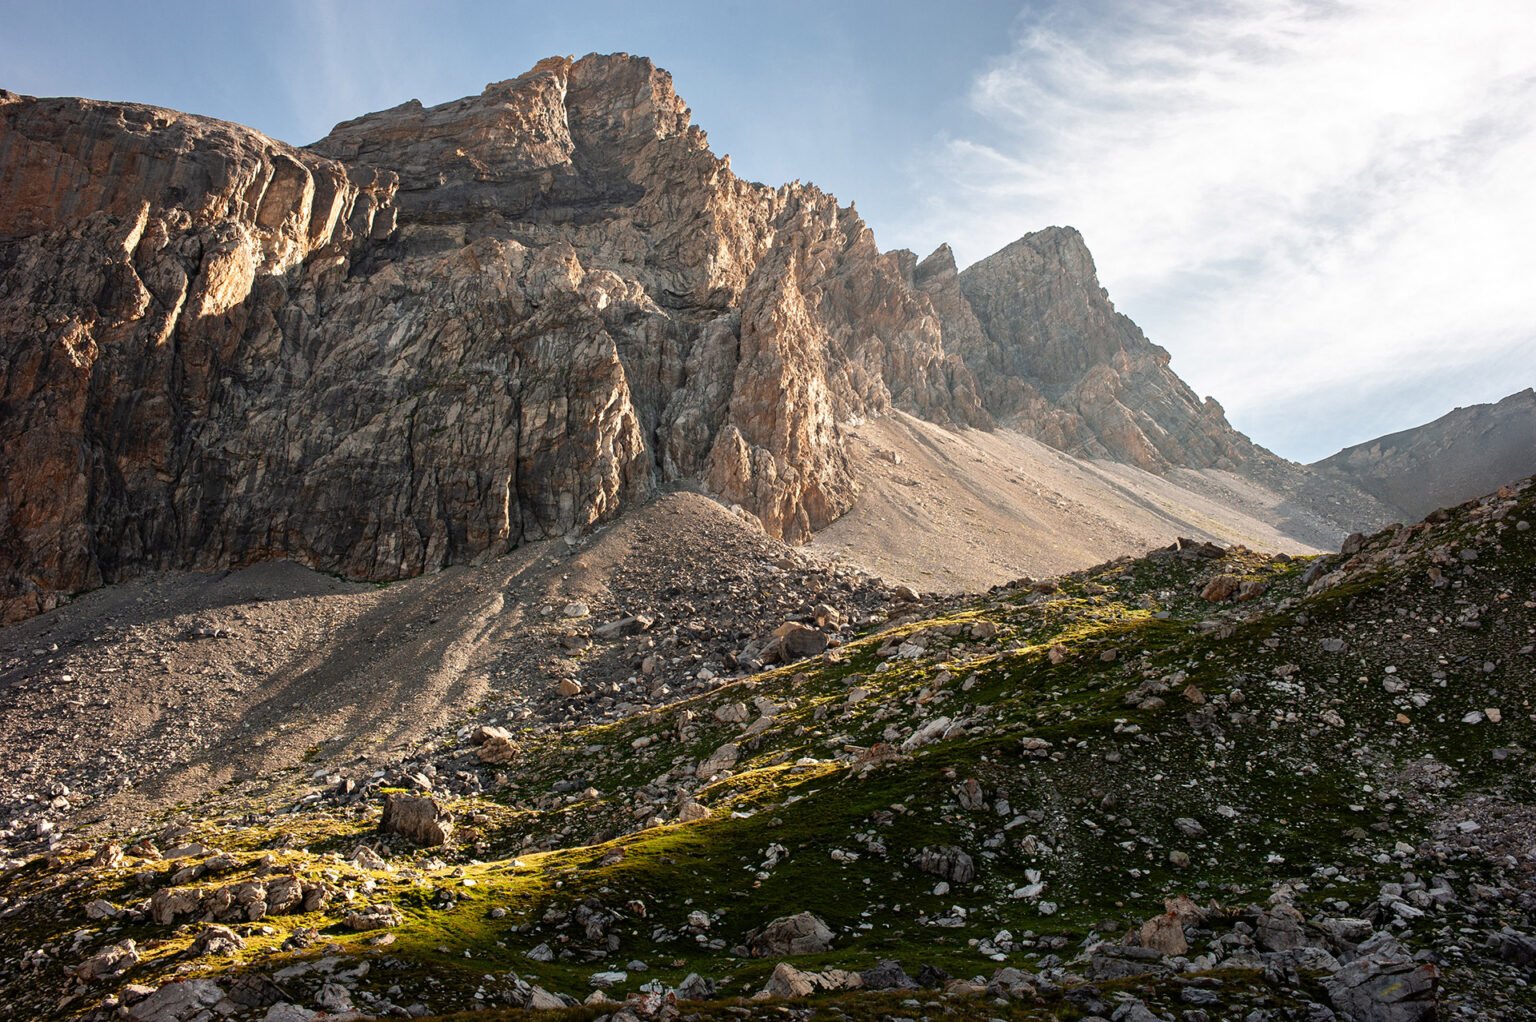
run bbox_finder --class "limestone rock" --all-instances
[476,735,519,764]
[761,962,816,998]
[1325,953,1439,1022]
[470,725,514,746]
[768,622,829,661]
[860,959,919,990]
[713,702,749,724]
[345,904,404,931]
[750,911,834,956]
[379,793,453,846]
[127,979,227,1022]
[0,53,1395,624]
[914,845,976,884]
[1200,575,1243,602]
[72,940,139,981]
[675,973,716,1000]
[676,800,710,822]
[526,986,566,1010]
[1139,911,1188,957]
[1256,902,1312,952]
[188,924,245,957]
[695,742,740,778]
[1085,944,1170,981]
[262,1006,317,1022]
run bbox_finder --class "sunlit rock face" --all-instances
[0,54,1295,621]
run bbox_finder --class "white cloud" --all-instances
[915,0,1536,460]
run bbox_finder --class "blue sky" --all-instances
[4,0,1533,462]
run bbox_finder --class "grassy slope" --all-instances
[2,482,1532,1020]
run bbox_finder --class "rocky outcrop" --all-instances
[1314,388,1536,521]
[1,56,1001,621]
[0,54,1383,622]
[0,87,400,622]
[938,228,1265,472]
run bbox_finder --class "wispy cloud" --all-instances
[917,0,1536,460]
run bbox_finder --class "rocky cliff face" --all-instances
[1314,388,1536,520]
[0,54,1335,622]
[918,229,1264,473]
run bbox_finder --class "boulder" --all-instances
[1139,910,1188,957]
[262,1006,317,1022]
[675,973,716,1000]
[767,622,829,662]
[713,702,749,724]
[914,845,975,884]
[1256,901,1311,952]
[901,715,955,752]
[127,979,227,1022]
[526,986,566,1010]
[1497,927,1536,966]
[72,940,139,981]
[188,925,246,957]
[1085,944,1171,981]
[345,904,404,931]
[149,886,201,925]
[676,800,710,822]
[750,912,835,956]
[1200,574,1243,602]
[695,742,740,778]
[812,604,842,628]
[761,962,816,998]
[476,734,519,764]
[348,845,389,870]
[1325,953,1438,1022]
[469,725,513,745]
[379,792,453,846]
[861,959,918,990]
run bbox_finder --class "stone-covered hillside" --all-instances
[1,478,1531,1021]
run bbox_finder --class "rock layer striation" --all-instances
[0,55,1360,621]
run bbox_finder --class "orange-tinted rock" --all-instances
[0,54,1380,623]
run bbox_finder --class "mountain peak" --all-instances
[0,53,1382,623]
[973,225,1096,279]
[313,52,697,211]
[914,242,958,282]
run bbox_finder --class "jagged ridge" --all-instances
[1,54,1352,623]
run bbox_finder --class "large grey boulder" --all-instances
[127,979,227,1022]
[750,912,834,956]
[1325,952,1438,1022]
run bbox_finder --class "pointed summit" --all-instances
[915,242,958,283]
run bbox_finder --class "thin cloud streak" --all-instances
[915,0,1536,461]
